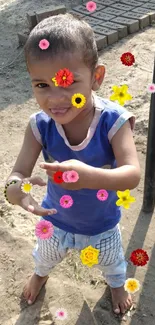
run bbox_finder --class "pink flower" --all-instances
[86,1,97,12]
[62,170,79,183]
[97,189,109,201]
[35,220,54,239]
[55,308,68,320]
[39,39,50,50]
[62,171,70,183]
[60,195,73,208]
[147,83,155,93]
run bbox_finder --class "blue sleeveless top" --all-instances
[30,96,134,236]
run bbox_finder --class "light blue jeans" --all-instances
[33,224,127,288]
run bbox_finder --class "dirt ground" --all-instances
[0,0,155,324]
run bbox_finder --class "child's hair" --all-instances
[24,13,98,72]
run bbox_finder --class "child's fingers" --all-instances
[27,205,57,216]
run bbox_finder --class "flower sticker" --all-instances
[60,195,73,208]
[62,170,79,183]
[39,39,50,50]
[147,83,155,93]
[124,278,140,294]
[86,1,97,12]
[53,171,64,184]
[130,249,149,266]
[55,308,68,320]
[116,190,136,209]
[110,85,132,106]
[21,181,33,194]
[52,68,74,88]
[35,220,54,240]
[97,189,109,201]
[120,52,135,66]
[80,245,99,267]
[71,93,86,108]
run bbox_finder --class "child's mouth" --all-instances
[50,108,69,115]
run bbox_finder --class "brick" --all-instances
[26,12,37,29]
[93,25,118,45]
[120,0,143,6]
[99,7,126,17]
[94,33,108,50]
[111,3,133,11]
[69,10,84,18]
[36,5,66,23]
[83,16,101,27]
[111,17,139,33]
[142,3,155,10]
[18,32,29,46]
[132,6,155,24]
[92,11,116,21]
[95,0,117,5]
[122,11,150,28]
[73,4,105,15]
[99,21,128,39]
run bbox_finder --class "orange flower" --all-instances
[54,68,74,88]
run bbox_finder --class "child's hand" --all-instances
[6,175,57,216]
[40,159,93,190]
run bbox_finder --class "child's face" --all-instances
[29,52,104,125]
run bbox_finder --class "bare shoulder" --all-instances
[11,122,42,177]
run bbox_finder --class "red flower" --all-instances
[130,249,149,266]
[120,52,135,66]
[53,171,64,184]
[55,68,74,88]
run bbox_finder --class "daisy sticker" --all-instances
[147,83,155,93]
[124,278,140,294]
[62,170,79,183]
[21,180,33,194]
[55,308,68,320]
[97,189,109,201]
[60,195,73,208]
[86,1,97,12]
[130,249,149,266]
[71,93,86,109]
[35,220,54,240]
[52,68,74,88]
[120,52,135,66]
[53,171,64,184]
[39,39,50,50]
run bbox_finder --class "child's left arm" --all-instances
[40,121,140,191]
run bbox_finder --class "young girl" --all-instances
[5,14,140,315]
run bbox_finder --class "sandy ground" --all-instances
[0,0,155,324]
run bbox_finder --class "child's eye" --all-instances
[36,83,49,88]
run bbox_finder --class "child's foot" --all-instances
[23,273,48,305]
[110,285,132,314]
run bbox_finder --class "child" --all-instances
[5,14,140,315]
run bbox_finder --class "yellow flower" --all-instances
[52,77,58,87]
[110,85,132,106]
[116,189,135,209]
[71,93,86,109]
[21,181,33,194]
[124,278,140,294]
[80,245,99,267]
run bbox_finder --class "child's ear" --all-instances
[92,65,105,91]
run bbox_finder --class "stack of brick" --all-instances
[18,5,66,46]
[18,0,155,50]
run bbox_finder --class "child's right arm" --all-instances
[5,123,57,216]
